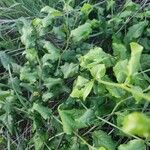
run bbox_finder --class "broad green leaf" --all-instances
[61,63,79,78]
[113,59,128,83]
[81,3,93,15]
[112,43,127,60]
[43,41,60,62]
[124,0,140,11]
[58,107,94,134]
[71,22,92,42]
[58,108,76,134]
[75,109,94,128]
[127,42,143,80]
[41,6,62,16]
[41,6,62,27]
[20,65,38,83]
[70,76,94,100]
[42,14,53,27]
[0,90,11,100]
[20,19,35,49]
[24,48,38,62]
[32,103,52,120]
[0,52,13,70]
[42,92,54,102]
[90,64,106,80]
[92,130,116,150]
[33,132,48,150]
[122,112,150,138]
[106,85,126,98]
[118,139,146,150]
[131,86,143,102]
[124,21,149,44]
[141,54,150,70]
[44,77,62,89]
[79,47,113,69]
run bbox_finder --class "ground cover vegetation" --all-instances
[0,0,150,149]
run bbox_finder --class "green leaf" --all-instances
[81,3,93,15]
[92,130,116,150]
[106,85,126,98]
[75,109,94,128]
[70,76,94,100]
[58,108,76,134]
[79,47,113,69]
[61,63,79,78]
[42,92,54,102]
[32,103,52,120]
[71,22,92,42]
[44,77,62,89]
[24,48,38,62]
[20,19,35,49]
[124,21,149,44]
[127,42,143,81]
[90,64,106,80]
[141,54,150,70]
[20,65,38,83]
[131,86,143,102]
[118,140,146,150]
[58,107,94,134]
[43,41,60,62]
[113,59,128,83]
[41,6,62,16]
[122,112,150,138]
[0,52,13,70]
[0,90,11,100]
[112,43,127,60]
[33,131,48,150]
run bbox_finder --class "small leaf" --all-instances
[79,47,113,69]
[71,22,92,42]
[131,86,143,102]
[112,43,127,60]
[124,21,148,44]
[92,130,116,150]
[127,42,143,80]
[58,107,94,134]
[44,77,62,89]
[90,64,106,80]
[70,76,94,100]
[32,103,52,120]
[61,63,79,78]
[113,59,128,83]
[24,48,38,62]
[43,41,60,62]
[0,52,13,70]
[106,85,126,98]
[20,19,35,49]
[122,112,150,138]
[118,139,146,150]
[81,3,93,15]
[41,6,62,16]
[0,90,11,100]
[20,65,38,83]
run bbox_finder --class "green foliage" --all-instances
[0,0,150,149]
[118,140,146,150]
[92,130,116,150]
[122,112,150,138]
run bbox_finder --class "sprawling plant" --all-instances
[0,0,150,149]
